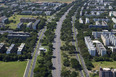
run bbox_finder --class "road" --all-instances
[24,27,46,77]
[24,31,42,77]
[72,11,84,77]
[24,7,60,77]
[30,27,46,77]
[72,10,89,77]
[52,6,73,77]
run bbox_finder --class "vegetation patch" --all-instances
[0,61,27,77]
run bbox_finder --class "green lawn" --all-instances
[0,61,27,77]
[6,15,37,29]
[27,0,75,3]
[92,61,116,71]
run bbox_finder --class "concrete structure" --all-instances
[99,67,116,77]
[109,11,116,17]
[21,11,32,15]
[0,23,4,28]
[8,32,30,40]
[0,30,13,34]
[109,34,116,46]
[85,18,89,24]
[101,34,109,46]
[27,22,32,28]
[79,18,83,24]
[45,11,52,16]
[84,36,96,56]
[0,16,8,24]
[111,47,116,53]
[112,18,116,24]
[17,43,25,55]
[17,22,23,29]
[92,30,115,39]
[20,17,36,23]
[96,42,106,56]
[32,19,40,30]
[89,21,108,28]
[39,47,46,51]
[93,18,109,22]
[113,24,116,28]
[6,44,15,54]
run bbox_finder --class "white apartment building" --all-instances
[112,18,116,24]
[84,36,96,56]
[109,34,116,46]
[79,18,83,24]
[17,43,25,55]
[85,18,89,24]
[96,42,106,56]
[101,34,109,46]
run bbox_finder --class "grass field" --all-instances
[0,61,27,77]
[27,0,75,3]
[6,15,37,29]
[92,61,116,71]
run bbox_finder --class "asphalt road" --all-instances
[24,31,42,77]
[72,10,89,77]
[72,14,84,77]
[24,27,46,77]
[52,6,73,77]
[30,27,46,77]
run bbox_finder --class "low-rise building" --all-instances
[20,17,36,23]
[112,18,116,24]
[32,19,40,30]
[89,21,108,28]
[17,43,25,55]
[45,11,52,16]
[0,16,8,24]
[79,18,83,24]
[6,44,15,54]
[17,22,23,29]
[27,22,32,28]
[21,11,32,15]
[8,32,30,40]
[85,18,89,24]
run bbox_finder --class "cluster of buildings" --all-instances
[0,2,65,17]
[19,2,64,15]
[17,17,40,30]
[99,67,116,77]
[84,36,106,56]
[89,21,108,28]
[0,43,25,55]
[92,30,116,53]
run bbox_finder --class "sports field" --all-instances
[0,61,27,77]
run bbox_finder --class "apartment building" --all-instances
[17,43,25,55]
[96,42,106,56]
[101,34,109,46]
[84,36,96,56]
[99,67,116,77]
